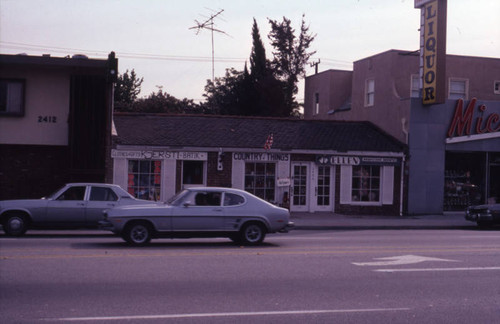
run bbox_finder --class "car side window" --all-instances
[224,193,245,206]
[194,192,221,206]
[56,186,86,201]
[90,187,118,201]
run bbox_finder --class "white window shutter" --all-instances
[340,166,352,204]
[382,166,394,205]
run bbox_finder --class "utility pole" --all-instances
[190,9,228,83]
[310,59,321,74]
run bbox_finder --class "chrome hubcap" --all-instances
[9,218,22,230]
[131,225,148,243]
[246,225,262,242]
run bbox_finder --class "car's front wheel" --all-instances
[123,222,153,245]
[239,222,266,245]
[3,213,28,236]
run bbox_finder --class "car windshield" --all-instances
[167,189,190,206]
[44,185,67,199]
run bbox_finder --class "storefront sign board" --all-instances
[418,0,447,105]
[111,150,207,160]
[232,152,290,162]
[447,98,500,138]
[316,155,400,166]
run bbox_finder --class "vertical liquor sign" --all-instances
[415,0,447,105]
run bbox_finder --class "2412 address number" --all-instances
[38,116,57,123]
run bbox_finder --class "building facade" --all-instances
[0,53,117,199]
[111,114,406,215]
[304,50,500,213]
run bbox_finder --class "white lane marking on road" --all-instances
[48,308,411,321]
[375,266,500,273]
[352,254,458,266]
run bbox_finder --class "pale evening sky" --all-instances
[1,0,499,102]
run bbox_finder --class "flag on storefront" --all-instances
[264,133,273,150]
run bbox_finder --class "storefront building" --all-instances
[409,98,500,214]
[111,114,406,215]
[304,50,500,214]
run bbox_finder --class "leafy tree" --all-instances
[268,15,316,113]
[134,88,205,114]
[203,68,247,115]
[114,69,143,110]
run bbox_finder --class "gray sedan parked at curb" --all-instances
[0,183,157,236]
[465,203,500,227]
[99,187,294,246]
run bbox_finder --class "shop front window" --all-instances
[352,165,380,202]
[245,163,275,202]
[128,160,161,201]
[444,152,484,211]
[489,153,500,204]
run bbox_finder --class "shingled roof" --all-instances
[113,113,405,153]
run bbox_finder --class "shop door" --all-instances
[291,163,309,212]
[313,165,334,212]
[182,160,206,189]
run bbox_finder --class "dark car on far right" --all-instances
[465,203,500,227]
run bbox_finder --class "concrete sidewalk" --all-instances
[290,211,476,230]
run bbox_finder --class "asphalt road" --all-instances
[1,229,500,323]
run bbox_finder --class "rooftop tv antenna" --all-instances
[190,9,228,83]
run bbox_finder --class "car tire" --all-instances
[239,222,266,245]
[477,221,493,229]
[123,222,152,245]
[3,213,28,236]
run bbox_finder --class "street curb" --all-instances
[293,225,477,231]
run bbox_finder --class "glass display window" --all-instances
[245,162,276,202]
[128,160,161,201]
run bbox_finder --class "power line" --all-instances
[0,41,354,69]
[0,41,243,63]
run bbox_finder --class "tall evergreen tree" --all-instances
[249,18,268,81]
[268,15,316,114]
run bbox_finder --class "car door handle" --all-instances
[77,203,85,206]
[107,203,116,207]
[213,208,223,212]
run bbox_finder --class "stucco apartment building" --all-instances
[0,53,118,199]
[304,49,500,214]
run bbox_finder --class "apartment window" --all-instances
[128,160,162,201]
[411,74,420,98]
[494,81,500,95]
[314,93,320,115]
[364,79,375,106]
[245,162,275,202]
[351,165,380,202]
[449,78,469,100]
[0,79,25,116]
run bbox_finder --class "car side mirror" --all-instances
[183,201,192,208]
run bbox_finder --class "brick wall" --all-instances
[207,152,232,188]
[0,145,69,199]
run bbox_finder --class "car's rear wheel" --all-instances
[239,222,266,245]
[3,213,28,236]
[477,221,493,229]
[123,222,152,245]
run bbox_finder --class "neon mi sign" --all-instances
[447,98,500,138]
